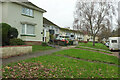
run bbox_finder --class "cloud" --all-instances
[29,0,77,28]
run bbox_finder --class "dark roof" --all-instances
[43,17,60,28]
[43,17,83,34]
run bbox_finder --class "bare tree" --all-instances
[74,1,116,46]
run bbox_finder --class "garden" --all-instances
[1,23,119,78]
[0,23,54,58]
[2,49,119,78]
[78,42,109,50]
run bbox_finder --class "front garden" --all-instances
[2,49,119,78]
[32,45,54,53]
[78,42,109,50]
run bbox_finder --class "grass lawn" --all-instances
[32,45,54,52]
[2,49,119,78]
[75,46,112,54]
[79,42,109,51]
[53,49,118,65]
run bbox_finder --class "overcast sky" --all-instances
[29,0,77,29]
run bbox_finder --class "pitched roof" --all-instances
[43,17,60,28]
[1,0,47,13]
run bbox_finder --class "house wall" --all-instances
[49,25,60,35]
[43,27,50,42]
[83,35,90,41]
[43,25,60,42]
[84,35,98,42]
[75,33,84,41]
[0,2,2,23]
[59,30,66,36]
[2,2,43,42]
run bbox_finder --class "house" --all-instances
[43,17,60,42]
[83,31,99,42]
[59,28,73,36]
[74,31,84,41]
[0,2,2,23]
[59,28,84,41]
[0,1,46,44]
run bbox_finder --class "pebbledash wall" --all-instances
[1,45,32,58]
[1,2,46,42]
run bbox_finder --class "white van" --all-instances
[109,37,120,50]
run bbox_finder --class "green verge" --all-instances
[53,49,118,65]
[2,49,119,78]
[2,55,118,78]
[75,46,112,54]
[79,42,109,51]
[32,45,54,52]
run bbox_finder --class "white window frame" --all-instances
[21,24,35,36]
[22,7,33,17]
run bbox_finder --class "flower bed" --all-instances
[1,45,32,58]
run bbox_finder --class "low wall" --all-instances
[1,46,32,58]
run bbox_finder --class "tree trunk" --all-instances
[93,36,95,46]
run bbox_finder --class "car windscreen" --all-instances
[111,40,117,43]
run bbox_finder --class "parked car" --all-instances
[55,35,69,46]
[56,35,69,41]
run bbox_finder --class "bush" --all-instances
[0,23,11,46]
[68,41,73,45]
[59,41,68,46]
[10,38,25,46]
[42,42,48,46]
[8,27,18,39]
[0,23,18,46]
[79,41,88,43]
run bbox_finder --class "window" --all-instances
[21,24,35,35]
[22,7,33,17]
[56,28,58,32]
[111,40,117,43]
[71,35,74,37]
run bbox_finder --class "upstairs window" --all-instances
[22,7,33,17]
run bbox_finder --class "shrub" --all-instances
[79,41,88,43]
[0,23,18,46]
[8,27,18,39]
[42,42,48,46]
[10,38,25,46]
[0,23,11,46]
[59,41,68,46]
[84,41,88,43]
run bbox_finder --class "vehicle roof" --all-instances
[109,37,120,40]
